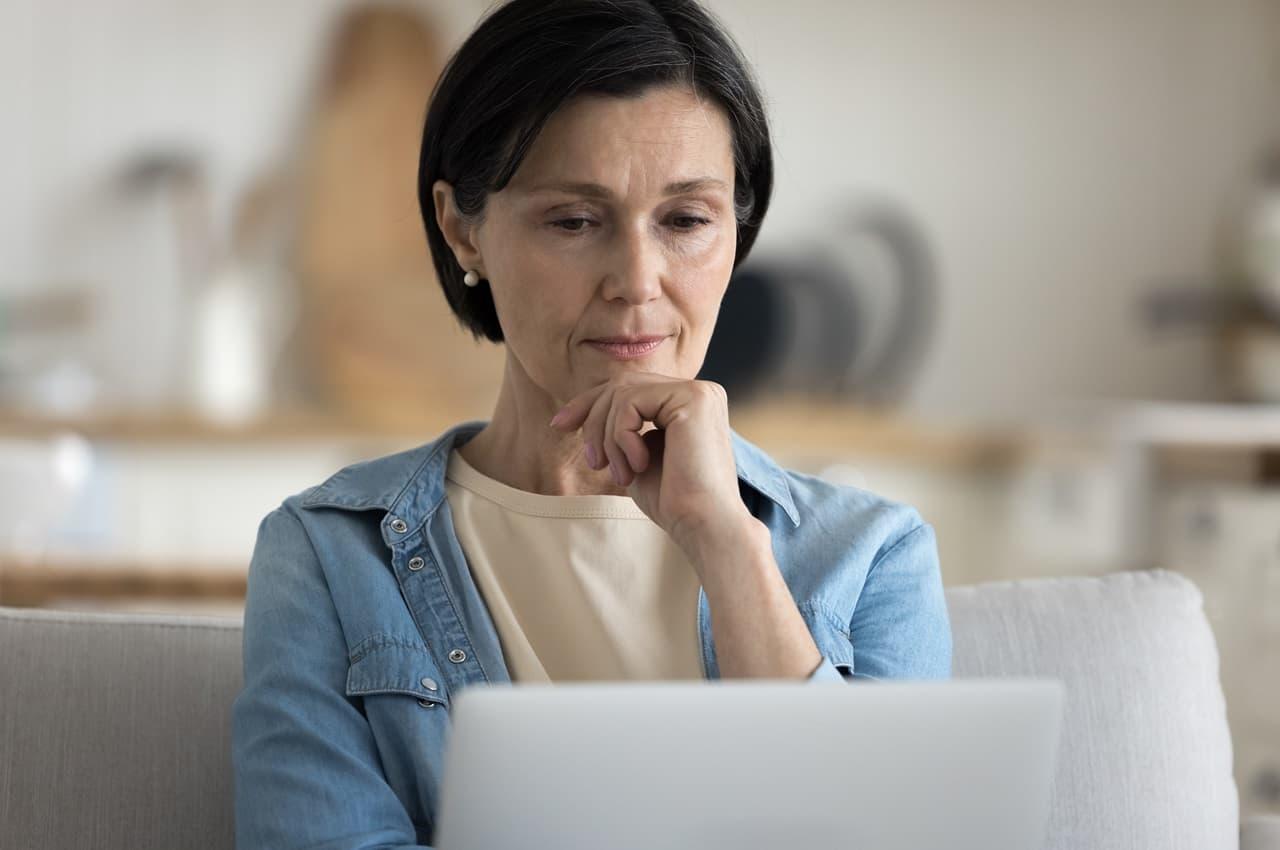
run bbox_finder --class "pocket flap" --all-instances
[345,635,448,706]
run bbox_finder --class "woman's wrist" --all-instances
[672,509,769,577]
[686,518,824,679]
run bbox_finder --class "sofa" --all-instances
[1,568,1277,849]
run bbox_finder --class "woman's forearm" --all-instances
[680,516,823,680]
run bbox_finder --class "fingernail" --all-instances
[585,443,597,468]
[549,409,567,428]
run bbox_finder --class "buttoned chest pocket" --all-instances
[346,635,450,711]
[345,634,450,836]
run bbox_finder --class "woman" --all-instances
[231,1,951,847]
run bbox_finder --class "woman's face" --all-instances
[443,84,739,404]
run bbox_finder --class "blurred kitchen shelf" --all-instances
[17,399,1273,470]
[1036,399,1280,484]
[0,407,418,443]
[0,398,1030,470]
[30,597,247,619]
[730,398,1026,469]
[3,398,1275,607]
[0,561,246,609]
[1045,399,1280,448]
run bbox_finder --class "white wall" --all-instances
[4,0,1279,420]
[712,0,1280,417]
[0,0,494,411]
[0,0,492,274]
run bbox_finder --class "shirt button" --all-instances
[420,677,438,691]
[389,517,409,534]
[407,556,425,571]
[448,649,467,663]
[417,698,436,709]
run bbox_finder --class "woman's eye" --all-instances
[551,217,593,233]
[671,215,712,231]
[548,214,711,235]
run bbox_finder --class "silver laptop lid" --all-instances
[434,678,1064,850]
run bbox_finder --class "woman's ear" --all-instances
[433,179,484,274]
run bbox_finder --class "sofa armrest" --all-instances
[1243,815,1280,850]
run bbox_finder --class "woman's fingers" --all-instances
[610,386,652,476]
[548,380,609,432]
[551,375,674,484]
[590,381,659,484]
[597,394,634,484]
[582,383,619,472]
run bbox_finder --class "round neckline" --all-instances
[445,446,651,520]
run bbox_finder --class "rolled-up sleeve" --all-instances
[846,521,952,680]
[806,654,849,682]
[231,506,432,849]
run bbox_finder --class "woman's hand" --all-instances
[548,373,756,555]
[549,373,823,679]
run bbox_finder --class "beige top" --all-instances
[443,446,705,683]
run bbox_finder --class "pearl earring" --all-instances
[463,269,481,287]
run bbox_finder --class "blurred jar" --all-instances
[0,289,100,416]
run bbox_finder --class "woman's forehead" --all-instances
[507,88,734,198]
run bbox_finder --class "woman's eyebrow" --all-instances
[522,177,729,198]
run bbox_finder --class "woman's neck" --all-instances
[455,356,626,498]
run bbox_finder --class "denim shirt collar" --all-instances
[299,419,800,539]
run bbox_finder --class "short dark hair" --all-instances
[418,0,775,343]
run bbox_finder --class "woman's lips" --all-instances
[584,337,667,360]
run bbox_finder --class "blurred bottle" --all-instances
[1220,147,1280,403]
[189,173,298,425]
[288,5,506,428]
[189,261,293,424]
[1243,150,1280,308]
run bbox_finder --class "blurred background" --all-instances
[2,0,1279,816]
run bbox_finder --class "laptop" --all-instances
[432,678,1064,850]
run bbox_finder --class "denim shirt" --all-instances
[231,419,952,849]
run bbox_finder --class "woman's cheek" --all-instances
[670,234,733,282]
[680,221,735,261]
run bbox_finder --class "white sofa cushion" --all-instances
[0,569,1247,849]
[949,568,1238,850]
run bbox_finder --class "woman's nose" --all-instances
[601,227,664,304]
